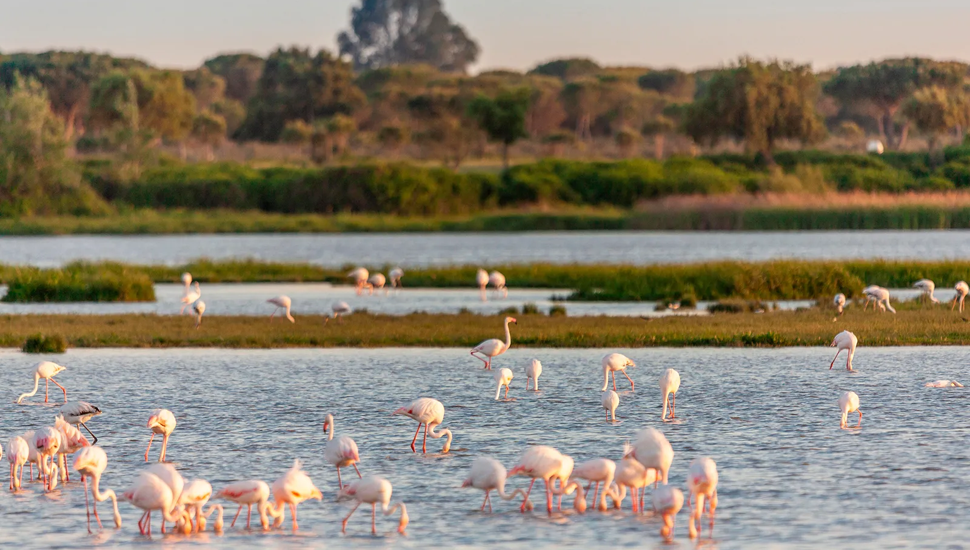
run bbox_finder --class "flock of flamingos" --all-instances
[2,271,967,543]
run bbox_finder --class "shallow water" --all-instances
[3,230,970,267]
[0,346,968,549]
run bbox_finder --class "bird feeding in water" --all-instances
[145,409,176,462]
[476,269,489,301]
[839,391,862,429]
[338,476,409,535]
[525,358,542,390]
[348,267,370,295]
[392,398,452,454]
[602,390,619,421]
[489,271,508,299]
[73,445,122,533]
[829,331,858,371]
[461,457,531,512]
[16,361,68,404]
[322,413,362,489]
[494,368,513,400]
[925,380,964,388]
[659,368,681,420]
[601,353,635,392]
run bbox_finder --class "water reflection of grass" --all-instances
[5,308,969,349]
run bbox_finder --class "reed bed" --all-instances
[1,262,156,303]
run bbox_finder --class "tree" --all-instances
[467,88,531,168]
[183,67,226,111]
[338,0,480,73]
[191,111,227,161]
[641,116,676,159]
[529,58,601,81]
[211,99,246,135]
[203,53,265,103]
[902,86,957,156]
[637,69,695,100]
[685,58,826,164]
[280,119,313,145]
[377,124,410,154]
[824,58,965,150]
[407,90,478,168]
[133,70,196,149]
[614,128,640,158]
[235,47,365,142]
[88,71,139,133]
[325,114,358,158]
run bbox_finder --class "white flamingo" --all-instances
[470,316,517,370]
[322,413,362,489]
[833,293,846,316]
[686,457,718,538]
[392,398,452,454]
[217,480,278,530]
[612,454,656,512]
[348,267,370,295]
[180,282,201,314]
[145,409,176,462]
[193,300,206,328]
[181,272,192,292]
[7,436,28,491]
[476,269,490,301]
[863,286,895,313]
[602,390,619,421]
[660,368,681,420]
[508,446,574,515]
[16,361,68,404]
[913,279,939,303]
[829,330,858,371]
[625,427,673,486]
[327,301,352,324]
[839,391,862,429]
[338,476,408,535]
[653,485,686,542]
[489,271,508,299]
[267,295,295,323]
[525,358,542,390]
[494,368,513,400]
[73,446,122,532]
[953,281,969,312]
[601,353,635,392]
[367,273,387,295]
[571,458,616,511]
[389,267,404,289]
[461,457,530,512]
[925,380,964,387]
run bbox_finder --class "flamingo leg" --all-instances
[611,370,617,391]
[336,466,342,489]
[544,479,553,515]
[857,410,863,427]
[829,349,841,370]
[270,308,277,320]
[622,371,634,391]
[422,423,429,453]
[51,378,67,402]
[290,502,298,531]
[372,503,377,534]
[341,502,361,532]
[83,475,92,533]
[481,491,489,511]
[145,433,155,462]
[45,378,50,403]
[246,503,252,529]
[353,463,362,478]
[592,482,599,506]
[159,433,169,462]
[521,479,536,512]
[671,393,676,417]
[410,423,421,452]
[230,504,242,527]
[504,385,509,399]
[80,422,98,445]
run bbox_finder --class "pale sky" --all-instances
[2,0,969,72]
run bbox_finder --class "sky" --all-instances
[2,0,970,72]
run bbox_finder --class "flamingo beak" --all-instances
[392,407,407,416]
[322,422,329,433]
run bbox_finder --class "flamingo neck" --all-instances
[326,415,335,441]
[427,425,452,453]
[503,319,512,349]
[91,475,122,527]
[17,373,42,403]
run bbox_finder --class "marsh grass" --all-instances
[2,262,155,302]
[22,334,67,353]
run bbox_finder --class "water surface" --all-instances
[0,346,967,549]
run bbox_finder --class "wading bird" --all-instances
[180,282,201,314]
[73,446,122,532]
[267,295,295,323]
[470,316,517,370]
[181,272,192,292]
[348,267,370,295]
[913,279,940,303]
[489,271,508,299]
[925,380,964,387]
[269,459,323,531]
[476,269,490,301]
[326,301,352,324]
[601,353,635,392]
[953,281,969,312]
[863,286,895,313]
[7,436,28,491]
[525,358,542,390]
[653,485,686,542]
[55,415,90,482]
[367,273,386,295]
[462,457,530,512]
[602,390,619,421]
[218,480,277,530]
[829,331,858,371]
[625,427,673,486]
[145,463,186,530]
[571,458,616,511]
[660,368,681,420]
[392,398,452,454]
[180,479,217,533]
[839,391,862,429]
[686,457,718,538]
[33,427,61,492]
[124,471,191,536]
[494,368,513,400]
[145,409,176,462]
[338,476,408,534]
[323,413,361,489]
[833,293,846,316]
[508,446,569,514]
[612,454,657,512]
[193,300,206,328]
[60,401,103,444]
[389,267,404,289]
[16,361,68,404]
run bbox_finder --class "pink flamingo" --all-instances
[124,471,191,536]
[660,368,681,420]
[613,454,657,512]
[462,457,531,512]
[338,476,409,534]
[145,409,176,462]
[653,485,687,541]
[839,391,862,429]
[54,415,90,482]
[268,459,323,531]
[72,446,122,532]
[571,458,616,511]
[470,316,517,370]
[33,427,60,492]
[601,353,635,392]
[348,267,371,295]
[525,358,542,390]
[7,436,28,491]
[625,427,673,486]
[830,331,858,371]
[16,361,67,404]
[323,413,362,488]
[494,368,513,400]
[603,390,619,421]
[180,479,224,533]
[180,282,201,314]
[392,398,453,454]
[686,457,719,538]
[217,480,278,530]
[267,295,295,323]
[476,269,489,301]
[508,445,569,515]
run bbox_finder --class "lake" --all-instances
[3,230,970,267]
[0,346,967,548]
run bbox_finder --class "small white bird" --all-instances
[7,436,28,491]
[193,300,206,329]
[16,361,68,404]
[327,301,352,324]
[389,267,404,289]
[267,295,295,323]
[348,267,371,295]
[337,476,408,535]
[833,293,846,316]
[489,271,508,299]
[953,281,969,312]
[181,272,192,289]
[839,391,862,429]
[602,390,619,421]
[60,401,103,444]
[829,330,858,371]
[476,269,490,301]
[652,485,686,542]
[180,282,201,315]
[145,409,177,462]
[925,380,963,388]
[525,358,542,391]
[913,279,940,304]
[659,368,681,421]
[625,427,673,486]
[494,368,513,400]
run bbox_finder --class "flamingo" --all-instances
[603,390,619,421]
[687,457,719,538]
[660,368,681,420]
[326,301,352,324]
[601,353,635,392]
[625,427,673,486]
[181,272,192,292]
[553,454,575,511]
[863,286,895,313]
[124,471,191,536]
[217,480,278,530]
[72,446,122,532]
[348,267,371,295]
[829,330,858,371]
[508,446,569,514]
[338,476,409,534]
[22,430,39,481]
[494,368,513,400]
[389,267,404,289]
[145,409,176,462]
[612,454,657,512]
[33,427,60,492]
[476,269,489,301]
[953,281,969,312]
[839,391,862,429]
[392,398,452,454]
[193,300,206,328]
[571,458,616,511]
[925,380,964,387]
[267,295,295,323]
[550,480,588,514]
[470,316,517,370]
[323,413,362,489]
[180,479,222,533]
[16,361,68,404]
[525,358,542,390]
[180,282,201,314]
[653,485,687,542]
[7,436,28,491]
[367,273,387,295]
[913,279,940,303]
[461,457,530,512]
[489,271,508,299]
[54,415,90,482]
[60,401,102,444]
[146,463,185,510]
[269,459,323,531]
[833,293,846,316]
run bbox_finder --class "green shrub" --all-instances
[521,302,541,315]
[498,306,519,315]
[708,300,770,314]
[22,334,67,353]
[3,262,156,302]
[548,304,568,316]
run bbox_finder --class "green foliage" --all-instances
[22,334,67,354]
[837,120,865,141]
[521,302,541,315]
[280,120,313,145]
[377,124,410,151]
[467,88,531,166]
[203,53,265,103]
[133,70,197,142]
[637,69,695,99]
[2,262,155,302]
[529,58,601,80]
[548,304,567,317]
